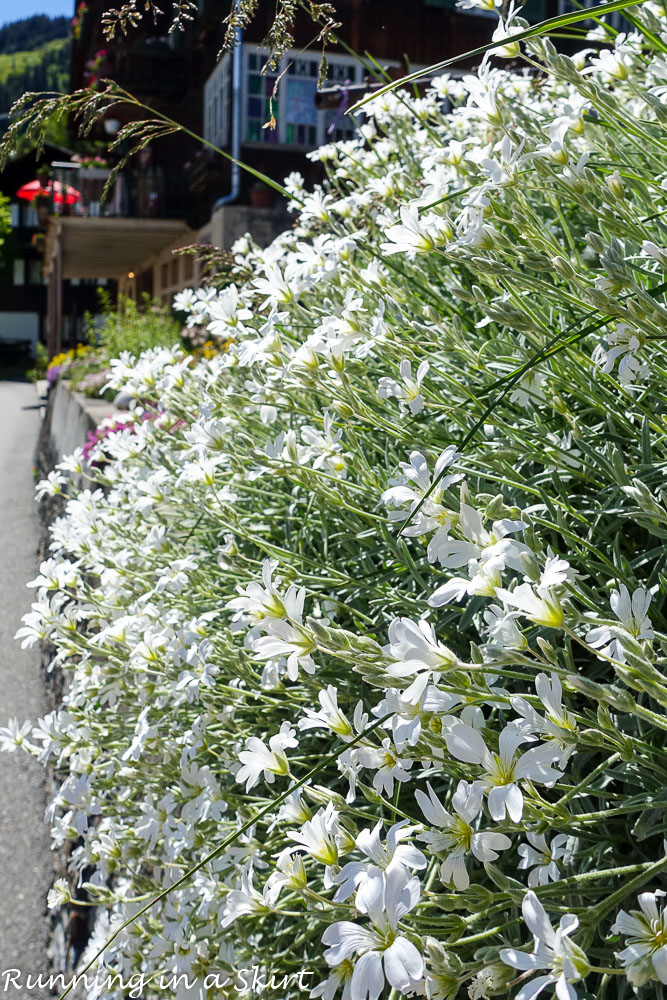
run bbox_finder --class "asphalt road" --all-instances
[0,379,52,989]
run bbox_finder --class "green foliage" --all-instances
[88,292,182,358]
[25,342,48,383]
[0,191,11,262]
[0,15,70,56]
[0,37,71,117]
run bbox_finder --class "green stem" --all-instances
[556,753,621,808]
[590,856,667,922]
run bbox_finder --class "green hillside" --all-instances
[0,19,71,118]
[0,14,70,54]
[0,36,70,85]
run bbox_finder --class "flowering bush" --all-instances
[72,153,111,169]
[45,296,201,398]
[6,7,667,999]
[45,344,104,390]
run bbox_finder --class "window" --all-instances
[28,259,43,285]
[13,259,25,286]
[23,206,39,228]
[204,52,232,150]
[245,49,279,145]
[243,46,365,148]
[10,203,19,227]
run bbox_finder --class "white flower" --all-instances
[35,470,67,500]
[226,559,305,626]
[538,555,572,593]
[495,583,564,628]
[378,360,430,416]
[373,680,459,747]
[301,411,349,478]
[356,739,414,797]
[518,832,569,887]
[488,6,525,61]
[613,889,667,987]
[500,891,588,1000]
[428,499,527,571]
[597,324,648,385]
[382,447,462,537]
[221,865,271,927]
[0,718,32,753]
[311,962,354,1000]
[385,617,461,678]
[288,802,341,868]
[284,170,305,198]
[533,673,577,733]
[322,867,423,1000]
[27,557,80,592]
[47,877,71,910]
[589,36,632,81]
[275,788,312,826]
[511,673,578,765]
[457,0,501,10]
[253,262,302,308]
[416,780,511,890]
[482,603,526,650]
[642,240,667,268]
[334,819,427,901]
[429,556,505,607]
[252,620,317,680]
[381,204,449,257]
[510,369,547,408]
[235,723,298,791]
[586,584,654,662]
[172,287,198,313]
[265,848,307,905]
[444,722,563,821]
[299,685,355,740]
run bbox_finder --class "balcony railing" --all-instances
[51,164,188,221]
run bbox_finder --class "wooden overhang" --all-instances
[44,216,191,280]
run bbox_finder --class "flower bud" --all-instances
[585,232,605,254]
[605,171,624,200]
[579,727,607,747]
[601,685,636,713]
[566,674,605,700]
[537,636,559,665]
[519,550,541,582]
[551,256,575,280]
[330,399,354,418]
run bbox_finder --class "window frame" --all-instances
[203,51,232,151]
[241,44,369,150]
[13,258,25,286]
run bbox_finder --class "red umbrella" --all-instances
[16,179,82,206]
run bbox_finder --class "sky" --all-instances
[0,0,74,28]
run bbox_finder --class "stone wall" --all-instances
[40,381,118,487]
[35,382,118,990]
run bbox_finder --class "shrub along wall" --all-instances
[6,9,667,1000]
